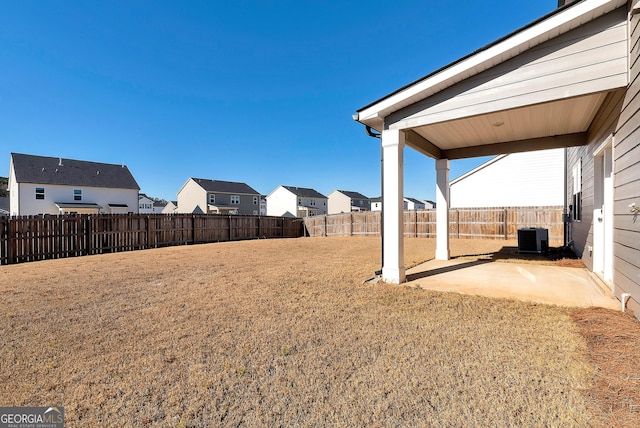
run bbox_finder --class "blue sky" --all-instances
[1,1,558,202]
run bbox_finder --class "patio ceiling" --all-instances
[404,92,614,160]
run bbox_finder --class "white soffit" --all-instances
[356,0,627,130]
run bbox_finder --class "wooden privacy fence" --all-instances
[304,206,564,242]
[0,214,304,265]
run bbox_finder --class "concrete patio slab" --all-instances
[405,258,620,309]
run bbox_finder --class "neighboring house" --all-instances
[422,200,436,209]
[266,185,327,217]
[259,195,267,216]
[138,193,155,214]
[404,197,425,210]
[161,201,178,214]
[0,195,9,215]
[153,200,167,213]
[371,197,382,211]
[328,190,370,214]
[450,148,564,208]
[177,177,261,215]
[8,153,139,216]
[353,0,640,317]
[371,197,428,211]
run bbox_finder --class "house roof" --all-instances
[450,155,506,185]
[191,178,259,195]
[336,190,369,199]
[283,186,327,199]
[356,2,576,116]
[354,0,628,160]
[404,197,424,205]
[11,153,140,190]
[355,0,625,124]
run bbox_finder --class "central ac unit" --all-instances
[517,228,549,254]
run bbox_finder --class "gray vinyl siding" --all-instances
[611,8,640,314]
[568,91,624,262]
[571,7,640,314]
[567,145,594,267]
[209,193,259,215]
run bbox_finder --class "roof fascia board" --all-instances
[356,0,626,129]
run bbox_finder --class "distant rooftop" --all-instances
[191,178,259,195]
[283,185,327,199]
[11,153,139,190]
[337,190,368,199]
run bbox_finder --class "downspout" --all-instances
[365,125,383,277]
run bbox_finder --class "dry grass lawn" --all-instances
[1,237,639,427]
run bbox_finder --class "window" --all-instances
[74,189,82,201]
[35,187,45,200]
[253,196,258,205]
[572,159,582,221]
[231,195,240,205]
[208,194,215,204]
[298,198,302,205]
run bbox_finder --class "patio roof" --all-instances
[352,0,630,285]
[354,0,628,160]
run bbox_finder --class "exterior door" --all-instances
[593,143,613,285]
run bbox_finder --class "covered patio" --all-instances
[405,257,619,309]
[353,0,628,284]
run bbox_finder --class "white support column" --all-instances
[435,159,450,260]
[381,128,405,284]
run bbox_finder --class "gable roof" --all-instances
[283,185,327,199]
[404,197,424,205]
[355,0,627,132]
[450,155,506,185]
[336,190,368,199]
[11,153,139,190]
[190,178,259,195]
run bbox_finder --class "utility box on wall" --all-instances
[518,228,549,254]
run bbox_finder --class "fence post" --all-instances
[350,212,353,236]
[456,209,460,239]
[258,216,261,238]
[146,215,151,249]
[86,216,92,256]
[504,208,508,240]
[191,215,195,244]
[324,215,327,237]
[7,218,14,264]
